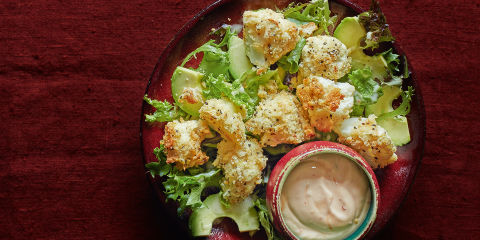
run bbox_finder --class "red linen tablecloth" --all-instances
[1,0,479,239]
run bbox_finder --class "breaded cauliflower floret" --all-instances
[297,76,355,132]
[336,115,398,169]
[199,99,246,144]
[178,87,203,104]
[243,9,299,69]
[257,78,279,99]
[298,22,318,38]
[298,35,351,80]
[162,119,212,170]
[246,91,315,147]
[214,137,268,203]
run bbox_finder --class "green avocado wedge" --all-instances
[366,85,411,146]
[171,66,204,117]
[334,17,388,81]
[228,36,253,79]
[189,193,259,237]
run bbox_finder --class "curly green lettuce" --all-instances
[277,37,306,74]
[282,0,337,35]
[254,198,282,240]
[348,68,383,116]
[145,144,174,177]
[146,144,222,215]
[181,26,236,78]
[164,169,222,215]
[376,86,414,121]
[358,0,395,50]
[143,95,187,123]
[202,70,278,118]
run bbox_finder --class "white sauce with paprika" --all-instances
[280,153,371,240]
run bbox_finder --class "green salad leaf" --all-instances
[349,68,383,105]
[240,69,278,105]
[164,169,222,215]
[203,74,255,116]
[146,144,222,215]
[358,0,395,50]
[277,38,306,74]
[379,48,403,86]
[144,95,187,123]
[347,68,383,116]
[376,86,414,121]
[211,25,236,48]
[202,70,277,118]
[198,46,230,78]
[145,144,174,178]
[180,26,236,78]
[254,198,282,240]
[282,0,337,34]
[402,55,410,79]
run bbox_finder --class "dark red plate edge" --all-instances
[138,0,427,238]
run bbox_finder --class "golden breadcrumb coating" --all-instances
[214,137,268,204]
[162,119,212,170]
[336,115,398,169]
[297,76,355,132]
[243,9,299,69]
[257,79,279,100]
[298,35,351,80]
[298,22,318,38]
[178,87,203,104]
[199,98,246,145]
[245,91,315,147]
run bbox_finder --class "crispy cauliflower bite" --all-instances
[162,119,212,170]
[336,115,398,169]
[199,99,246,144]
[243,9,299,69]
[298,35,351,80]
[246,91,315,147]
[296,76,354,132]
[214,138,268,203]
[298,22,318,38]
[178,87,203,104]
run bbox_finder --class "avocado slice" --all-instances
[171,66,204,117]
[334,17,388,81]
[189,193,259,237]
[366,85,410,146]
[377,116,410,146]
[228,36,253,79]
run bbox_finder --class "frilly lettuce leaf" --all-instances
[350,68,383,104]
[164,169,222,215]
[379,48,413,87]
[347,68,383,116]
[254,198,282,240]
[282,0,337,35]
[146,143,222,215]
[143,95,187,123]
[145,144,174,177]
[240,69,278,105]
[277,38,306,74]
[376,86,414,121]
[203,74,254,116]
[202,70,277,118]
[358,0,395,50]
[180,26,236,78]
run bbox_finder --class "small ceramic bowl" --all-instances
[266,141,380,240]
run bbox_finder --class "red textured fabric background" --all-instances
[1,0,479,239]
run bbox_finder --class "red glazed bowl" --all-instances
[266,141,380,240]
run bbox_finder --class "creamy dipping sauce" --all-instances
[280,153,371,240]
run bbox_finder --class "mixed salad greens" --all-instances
[143,0,413,239]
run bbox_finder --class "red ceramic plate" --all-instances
[140,0,426,239]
